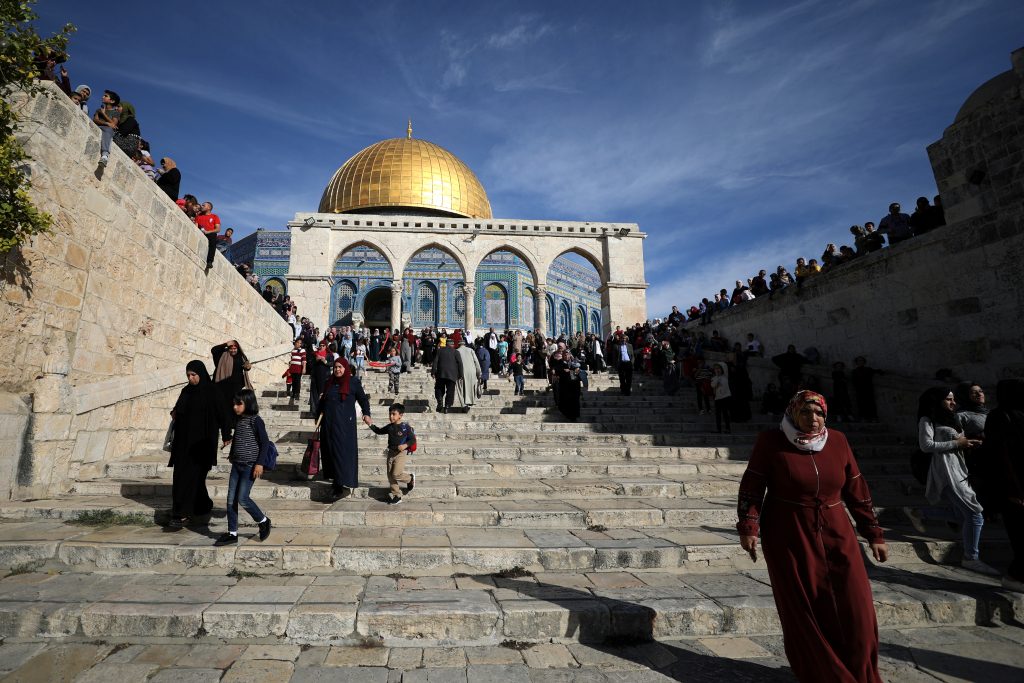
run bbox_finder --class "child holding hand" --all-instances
[367,402,416,505]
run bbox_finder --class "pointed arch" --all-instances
[472,244,539,286]
[332,239,396,278]
[398,241,468,280]
[541,246,606,287]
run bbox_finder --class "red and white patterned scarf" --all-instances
[780,390,829,452]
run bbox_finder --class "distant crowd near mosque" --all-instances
[685,197,947,324]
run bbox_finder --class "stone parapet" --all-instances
[1,83,294,497]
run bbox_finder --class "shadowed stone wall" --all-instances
[0,83,293,498]
[686,49,1024,390]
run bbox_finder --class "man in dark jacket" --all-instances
[431,343,460,413]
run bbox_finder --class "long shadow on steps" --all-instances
[492,575,795,681]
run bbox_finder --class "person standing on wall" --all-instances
[196,202,221,269]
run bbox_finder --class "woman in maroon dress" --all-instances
[737,390,889,683]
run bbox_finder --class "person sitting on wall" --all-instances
[878,202,913,246]
[216,228,234,253]
[862,222,885,252]
[750,269,769,296]
[910,196,942,236]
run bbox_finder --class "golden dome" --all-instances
[318,130,492,218]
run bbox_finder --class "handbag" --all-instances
[298,422,321,478]
[162,419,175,452]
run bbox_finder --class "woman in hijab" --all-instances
[309,340,331,415]
[906,387,997,576]
[211,340,252,427]
[167,360,230,528]
[737,390,888,683]
[986,379,1024,591]
[316,357,372,500]
[113,101,141,156]
[156,157,181,201]
[400,329,413,372]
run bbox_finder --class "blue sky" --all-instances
[38,0,1023,318]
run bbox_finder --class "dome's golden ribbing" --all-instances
[318,136,492,218]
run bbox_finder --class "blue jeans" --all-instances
[921,487,984,560]
[100,126,114,156]
[514,375,524,394]
[226,462,265,532]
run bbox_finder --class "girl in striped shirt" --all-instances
[215,390,273,546]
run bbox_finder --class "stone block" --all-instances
[357,590,501,643]
[288,603,358,641]
[501,599,610,643]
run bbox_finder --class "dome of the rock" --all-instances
[318,128,492,219]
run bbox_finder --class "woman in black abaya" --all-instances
[316,357,372,500]
[167,360,229,527]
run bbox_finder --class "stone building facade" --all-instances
[272,130,648,337]
[231,231,606,335]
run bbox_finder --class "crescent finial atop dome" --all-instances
[407,119,412,139]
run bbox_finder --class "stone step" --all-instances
[98,455,915,489]
[0,488,936,534]
[0,516,1010,575]
[0,563,1018,644]
[78,468,919,505]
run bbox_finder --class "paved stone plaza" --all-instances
[2,623,1024,682]
[2,368,1024,681]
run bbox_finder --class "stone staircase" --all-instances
[0,367,1020,650]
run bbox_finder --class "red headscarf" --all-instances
[323,357,352,400]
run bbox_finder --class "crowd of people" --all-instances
[683,198,948,324]
[37,51,235,271]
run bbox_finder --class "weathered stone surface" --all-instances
[358,590,501,643]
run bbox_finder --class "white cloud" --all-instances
[487,18,552,49]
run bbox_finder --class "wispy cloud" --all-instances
[488,17,553,49]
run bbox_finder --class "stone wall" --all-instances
[0,83,294,498]
[685,50,1024,393]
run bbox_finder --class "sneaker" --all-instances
[214,533,237,546]
[961,559,1001,577]
[99,154,108,166]
[903,507,926,533]
[386,494,402,505]
[1001,575,1024,592]
[407,472,416,493]
[166,516,187,530]
[258,517,272,542]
